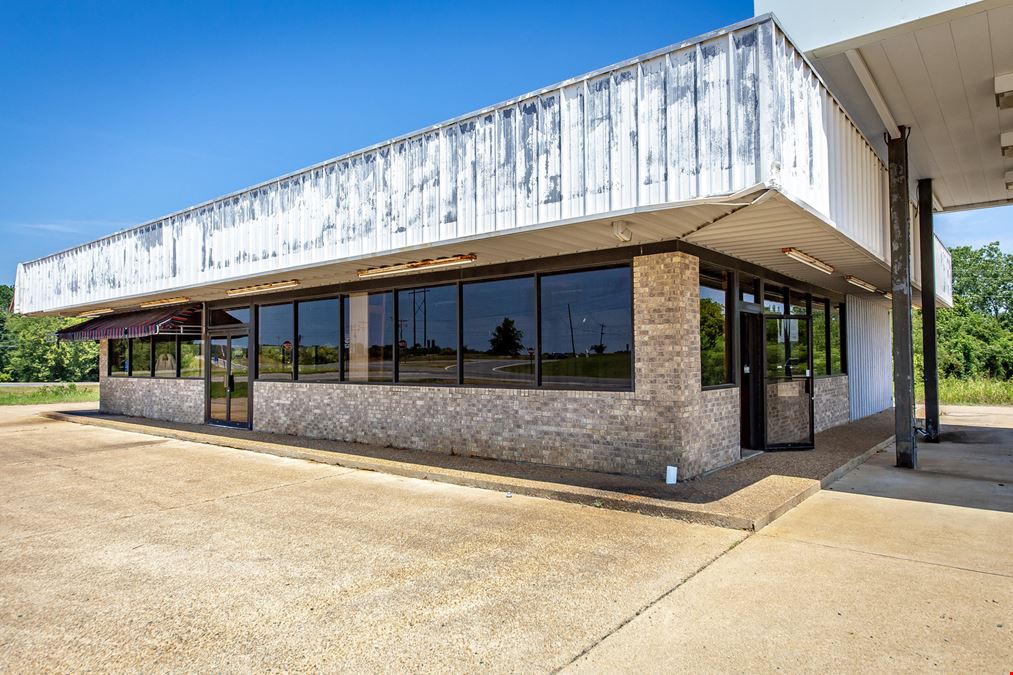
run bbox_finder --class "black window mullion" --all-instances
[292,302,300,381]
[127,338,134,377]
[338,295,346,382]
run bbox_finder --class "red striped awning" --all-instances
[56,305,202,342]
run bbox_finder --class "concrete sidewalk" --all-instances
[44,407,895,530]
[567,405,1013,673]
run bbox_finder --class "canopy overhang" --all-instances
[56,305,202,342]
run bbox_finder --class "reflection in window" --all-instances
[210,307,250,326]
[154,337,178,377]
[764,287,785,315]
[298,298,341,381]
[766,317,809,379]
[397,285,458,384]
[813,299,829,375]
[345,292,393,382]
[535,267,632,390]
[109,339,128,377]
[180,339,203,378]
[790,293,808,316]
[130,338,151,377]
[462,277,535,387]
[830,303,844,373]
[700,267,730,386]
[258,303,294,380]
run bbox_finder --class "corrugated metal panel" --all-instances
[16,18,782,315]
[846,293,893,420]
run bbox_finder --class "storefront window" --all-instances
[109,339,128,377]
[540,267,632,390]
[258,303,294,380]
[130,338,151,377]
[700,266,731,387]
[396,285,458,385]
[180,338,203,378]
[154,337,178,377]
[830,303,844,374]
[210,307,250,326]
[813,299,829,375]
[297,298,341,381]
[763,287,785,315]
[462,277,535,387]
[344,292,393,382]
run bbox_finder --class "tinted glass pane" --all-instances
[180,339,203,378]
[297,298,341,381]
[258,303,294,380]
[740,277,757,304]
[536,267,632,390]
[812,299,829,375]
[790,293,808,315]
[109,339,128,377]
[130,338,151,377]
[462,277,535,387]
[154,337,177,377]
[764,287,785,315]
[345,292,393,382]
[397,285,458,384]
[210,307,250,326]
[830,304,843,373]
[231,336,250,424]
[700,268,730,387]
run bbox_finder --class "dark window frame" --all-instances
[699,264,734,389]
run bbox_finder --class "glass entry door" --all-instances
[208,333,250,427]
[763,316,814,449]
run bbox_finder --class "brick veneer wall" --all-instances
[255,252,742,479]
[814,375,849,433]
[98,339,205,424]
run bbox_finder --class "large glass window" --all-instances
[830,303,844,374]
[763,286,785,315]
[397,285,458,385]
[297,298,341,381]
[258,303,294,380]
[180,338,203,378]
[462,277,535,387]
[700,267,731,387]
[344,292,393,382]
[130,338,151,377]
[539,267,632,390]
[154,337,178,377]
[210,306,250,326]
[813,299,829,375]
[109,339,128,377]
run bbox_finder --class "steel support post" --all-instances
[889,128,917,468]
[918,179,940,442]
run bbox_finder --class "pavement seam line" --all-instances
[554,534,749,672]
[757,532,1013,579]
[0,467,360,545]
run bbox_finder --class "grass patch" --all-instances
[501,353,631,378]
[0,384,100,406]
[916,378,1013,406]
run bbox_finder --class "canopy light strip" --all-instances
[77,308,114,317]
[883,292,893,300]
[844,275,878,293]
[782,247,834,274]
[139,296,191,308]
[357,254,477,279]
[225,280,301,297]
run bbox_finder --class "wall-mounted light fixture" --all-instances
[882,291,893,300]
[782,247,834,274]
[225,280,301,297]
[139,296,191,308]
[1002,130,1013,158]
[996,72,1013,109]
[611,221,632,242]
[844,275,878,293]
[356,254,477,279]
[78,308,114,318]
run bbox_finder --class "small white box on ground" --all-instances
[666,466,678,484]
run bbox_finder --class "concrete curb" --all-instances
[41,411,892,531]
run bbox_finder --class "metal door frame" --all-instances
[205,329,252,429]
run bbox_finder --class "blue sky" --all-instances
[0,1,1007,286]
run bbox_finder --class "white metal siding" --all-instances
[846,293,894,420]
[15,16,899,316]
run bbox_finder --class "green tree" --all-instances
[488,317,524,356]
[0,284,14,374]
[3,313,98,382]
[949,242,1013,330]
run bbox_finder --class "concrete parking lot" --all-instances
[1,403,1011,672]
